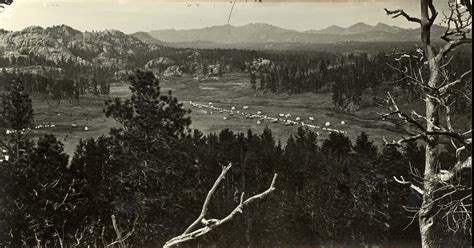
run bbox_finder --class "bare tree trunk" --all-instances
[419,98,439,248]
[385,1,471,247]
[418,1,440,247]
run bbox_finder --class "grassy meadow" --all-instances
[2,73,415,156]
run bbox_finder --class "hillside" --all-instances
[130,31,167,46]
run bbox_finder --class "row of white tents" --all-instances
[189,101,347,134]
[5,123,57,135]
[5,123,90,135]
[5,128,31,135]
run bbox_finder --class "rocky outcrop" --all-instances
[163,65,183,77]
[0,26,77,64]
[144,57,175,73]
[0,25,159,70]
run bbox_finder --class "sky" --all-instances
[0,0,447,33]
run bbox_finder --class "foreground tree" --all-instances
[0,80,80,247]
[384,1,471,247]
[1,79,34,159]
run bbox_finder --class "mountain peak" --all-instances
[347,22,374,33]
[373,22,405,33]
[240,23,289,30]
[102,29,125,36]
[45,25,82,36]
[21,26,44,33]
[305,24,344,34]
[244,22,273,27]
[131,31,166,45]
[350,22,372,28]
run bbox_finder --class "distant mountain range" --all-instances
[0,22,449,77]
[134,22,446,47]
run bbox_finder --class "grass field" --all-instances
[168,73,408,146]
[1,73,414,156]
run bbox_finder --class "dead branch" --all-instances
[382,134,426,147]
[163,163,277,248]
[107,215,139,248]
[378,92,428,138]
[384,8,421,23]
[427,0,438,26]
[182,163,233,235]
[379,92,471,148]
[437,156,472,183]
[438,70,472,94]
[393,176,425,195]
[437,38,472,60]
[438,1,472,58]
[73,226,87,247]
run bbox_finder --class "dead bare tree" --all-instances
[383,1,471,247]
[163,163,277,248]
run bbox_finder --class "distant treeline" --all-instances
[247,47,472,112]
[0,68,111,103]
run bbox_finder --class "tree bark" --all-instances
[419,1,441,247]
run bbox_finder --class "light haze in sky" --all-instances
[0,0,447,33]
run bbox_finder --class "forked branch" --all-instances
[106,215,139,248]
[163,163,277,248]
[393,176,425,195]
